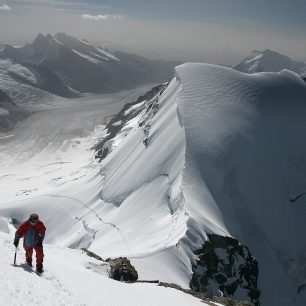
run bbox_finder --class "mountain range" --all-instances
[0,33,178,96]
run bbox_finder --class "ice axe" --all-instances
[14,246,18,265]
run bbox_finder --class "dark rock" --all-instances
[190,234,260,305]
[81,249,138,283]
[81,248,104,261]
[108,257,138,282]
[94,84,167,160]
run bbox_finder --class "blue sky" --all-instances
[1,0,306,64]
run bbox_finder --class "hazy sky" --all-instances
[1,0,306,65]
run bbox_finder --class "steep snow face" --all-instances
[174,63,306,305]
[93,80,192,284]
[96,63,306,305]
[233,49,306,75]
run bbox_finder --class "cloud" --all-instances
[81,14,125,21]
[0,4,11,10]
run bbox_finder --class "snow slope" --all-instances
[175,64,306,305]
[0,231,208,306]
[233,49,306,75]
[0,85,212,305]
[95,63,306,305]
[1,63,306,305]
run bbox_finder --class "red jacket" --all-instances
[16,220,46,247]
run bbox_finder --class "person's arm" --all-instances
[37,222,46,246]
[14,222,27,247]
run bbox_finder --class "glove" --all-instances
[13,236,20,247]
[36,237,43,247]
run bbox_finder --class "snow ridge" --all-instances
[98,63,306,304]
[173,63,306,305]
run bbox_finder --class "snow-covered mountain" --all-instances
[0,89,29,132]
[233,49,306,75]
[0,33,177,95]
[95,63,306,305]
[1,63,306,306]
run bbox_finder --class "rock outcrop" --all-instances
[95,83,167,160]
[190,234,260,305]
[81,249,138,283]
[108,257,138,282]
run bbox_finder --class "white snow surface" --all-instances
[0,108,9,116]
[0,84,208,305]
[97,48,120,61]
[72,50,102,64]
[0,231,206,306]
[1,63,306,305]
[175,64,306,305]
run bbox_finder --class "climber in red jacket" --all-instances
[14,213,46,273]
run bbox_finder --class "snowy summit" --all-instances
[233,49,306,75]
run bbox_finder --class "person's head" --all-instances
[29,213,39,225]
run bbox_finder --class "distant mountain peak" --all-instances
[33,33,54,45]
[233,49,306,75]
[251,49,290,60]
[0,32,177,95]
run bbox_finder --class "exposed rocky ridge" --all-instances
[95,83,168,160]
[0,89,29,132]
[190,234,260,305]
